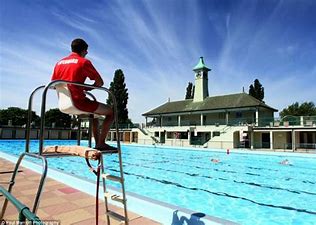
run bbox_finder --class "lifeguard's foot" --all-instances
[95,143,118,152]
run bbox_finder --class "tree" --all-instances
[280,102,316,118]
[0,107,40,126]
[249,79,264,102]
[44,108,71,128]
[185,82,194,99]
[107,69,130,124]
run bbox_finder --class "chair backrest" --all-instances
[55,84,89,115]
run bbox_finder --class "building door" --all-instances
[124,132,130,143]
[262,133,270,148]
[132,132,138,142]
[203,115,206,125]
[160,131,165,143]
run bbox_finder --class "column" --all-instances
[255,108,259,126]
[270,131,273,150]
[250,132,254,149]
[226,111,229,125]
[200,114,203,126]
[292,130,295,151]
[300,116,304,126]
[178,115,181,126]
[145,117,147,127]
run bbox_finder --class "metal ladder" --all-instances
[101,148,129,224]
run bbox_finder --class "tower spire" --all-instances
[193,56,210,71]
[193,57,211,102]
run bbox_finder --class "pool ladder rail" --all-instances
[25,80,129,225]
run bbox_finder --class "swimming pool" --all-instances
[1,140,315,225]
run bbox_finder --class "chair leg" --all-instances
[88,115,93,148]
[77,118,82,146]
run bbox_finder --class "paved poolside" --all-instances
[0,158,161,225]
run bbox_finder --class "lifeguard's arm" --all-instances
[83,60,104,90]
[93,75,104,87]
[84,75,103,91]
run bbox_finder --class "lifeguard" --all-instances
[51,38,116,151]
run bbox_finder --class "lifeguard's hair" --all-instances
[71,38,88,54]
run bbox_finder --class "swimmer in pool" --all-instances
[280,159,290,165]
[211,158,220,163]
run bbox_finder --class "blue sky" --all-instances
[1,0,316,123]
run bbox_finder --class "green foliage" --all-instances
[44,108,71,128]
[0,107,39,126]
[185,82,194,99]
[107,69,130,124]
[249,79,264,102]
[280,102,316,118]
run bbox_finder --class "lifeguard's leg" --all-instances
[94,103,114,147]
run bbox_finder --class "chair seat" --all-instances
[55,84,102,118]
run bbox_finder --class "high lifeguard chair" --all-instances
[1,80,129,224]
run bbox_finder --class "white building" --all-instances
[136,57,316,151]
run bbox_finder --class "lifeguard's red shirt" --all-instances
[51,53,100,112]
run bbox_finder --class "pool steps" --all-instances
[102,173,123,182]
[106,210,126,224]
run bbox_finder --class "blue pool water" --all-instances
[1,140,316,225]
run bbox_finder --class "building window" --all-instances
[236,112,242,118]
[167,132,173,138]
[213,131,220,137]
[218,113,225,119]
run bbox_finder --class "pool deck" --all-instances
[0,158,162,225]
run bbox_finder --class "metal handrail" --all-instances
[26,85,46,153]
[37,80,119,154]
[0,187,43,224]
[0,152,47,220]
[25,80,103,153]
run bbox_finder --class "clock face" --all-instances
[196,72,202,78]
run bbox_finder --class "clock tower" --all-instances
[193,57,211,102]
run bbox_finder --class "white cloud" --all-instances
[1,0,316,123]
[276,45,298,55]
